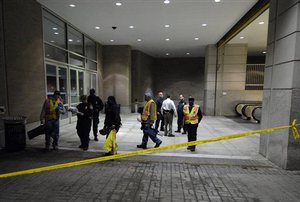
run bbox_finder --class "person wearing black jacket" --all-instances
[76,95,93,151]
[88,89,104,141]
[175,94,187,133]
[103,96,122,155]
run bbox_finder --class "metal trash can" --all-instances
[3,116,26,152]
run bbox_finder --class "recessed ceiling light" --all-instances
[262,51,267,54]
[214,0,221,2]
[116,2,122,6]
[240,36,244,39]
[69,4,76,8]
[194,37,199,40]
[164,0,170,4]
[137,39,142,42]
[129,26,135,29]
[77,40,81,42]
[110,39,114,42]
[164,25,170,28]
[259,21,265,25]
[186,53,190,55]
[52,27,58,30]
[50,40,55,43]
[68,39,73,42]
[165,38,170,41]
[54,32,59,35]
[166,53,170,55]
[202,23,207,27]
[95,26,100,29]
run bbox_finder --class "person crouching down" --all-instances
[137,93,162,149]
[102,96,122,155]
[76,95,93,151]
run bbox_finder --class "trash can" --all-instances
[3,116,26,152]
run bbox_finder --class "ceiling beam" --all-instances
[217,0,270,48]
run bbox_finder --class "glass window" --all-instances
[70,69,79,103]
[46,64,57,96]
[68,26,83,55]
[58,67,68,104]
[85,36,96,60]
[45,44,67,63]
[79,71,84,97]
[69,53,84,67]
[91,73,96,90]
[43,10,66,49]
[86,59,97,71]
[85,73,91,94]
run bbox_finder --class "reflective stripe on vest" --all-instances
[183,104,199,124]
[47,99,59,120]
[142,99,157,121]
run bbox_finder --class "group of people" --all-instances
[40,89,202,155]
[137,91,202,152]
[40,89,121,155]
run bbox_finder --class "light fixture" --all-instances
[129,26,135,29]
[50,40,55,43]
[54,32,59,35]
[164,25,170,28]
[164,0,170,4]
[52,27,58,30]
[240,36,244,39]
[137,39,142,42]
[69,4,76,7]
[110,39,114,42]
[214,0,221,2]
[202,23,207,27]
[166,53,170,55]
[68,39,73,42]
[165,38,170,41]
[194,37,199,40]
[95,26,100,29]
[262,51,267,54]
[186,53,190,55]
[116,2,122,6]
[259,21,265,25]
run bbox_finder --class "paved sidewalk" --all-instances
[1,115,300,201]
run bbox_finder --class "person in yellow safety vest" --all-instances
[183,97,203,152]
[137,92,162,149]
[40,90,65,151]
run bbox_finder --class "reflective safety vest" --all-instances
[183,104,200,124]
[142,99,157,122]
[46,99,59,120]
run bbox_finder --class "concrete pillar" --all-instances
[260,0,300,170]
[103,45,132,113]
[204,45,217,115]
[216,44,248,116]
[2,0,45,122]
[131,50,154,110]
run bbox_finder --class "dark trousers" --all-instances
[77,126,90,148]
[92,115,99,137]
[177,114,184,131]
[186,123,198,149]
[45,120,59,147]
[155,112,164,130]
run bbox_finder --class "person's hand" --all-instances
[77,112,84,116]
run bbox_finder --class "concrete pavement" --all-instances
[1,114,300,201]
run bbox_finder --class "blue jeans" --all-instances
[142,125,161,146]
[45,120,59,147]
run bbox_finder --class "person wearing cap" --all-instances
[88,89,104,141]
[161,95,177,137]
[175,94,187,134]
[137,92,162,149]
[183,97,203,152]
[40,90,65,151]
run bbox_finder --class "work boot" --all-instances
[137,144,147,149]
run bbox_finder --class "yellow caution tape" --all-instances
[0,120,299,179]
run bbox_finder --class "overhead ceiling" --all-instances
[37,0,267,58]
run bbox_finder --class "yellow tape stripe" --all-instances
[0,121,299,179]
